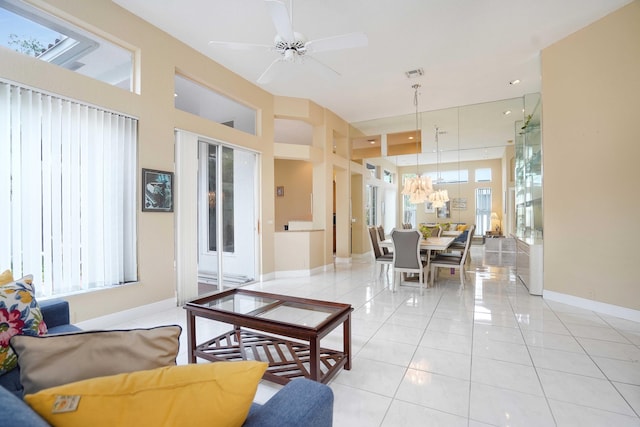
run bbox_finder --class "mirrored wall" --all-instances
[352,95,540,238]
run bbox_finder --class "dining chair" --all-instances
[391,229,428,292]
[369,227,393,276]
[447,224,474,264]
[429,225,475,288]
[377,225,390,255]
[402,223,413,229]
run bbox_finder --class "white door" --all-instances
[197,141,258,290]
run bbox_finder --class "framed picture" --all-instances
[451,197,467,210]
[276,186,285,197]
[437,201,451,219]
[424,201,435,213]
[142,169,173,212]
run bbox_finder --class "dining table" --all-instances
[379,236,455,252]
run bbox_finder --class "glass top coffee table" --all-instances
[184,288,353,384]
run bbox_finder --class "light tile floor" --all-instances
[101,247,640,426]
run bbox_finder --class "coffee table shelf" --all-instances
[194,329,347,385]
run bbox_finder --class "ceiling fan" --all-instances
[208,0,368,84]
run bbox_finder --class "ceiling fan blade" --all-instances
[305,32,368,53]
[208,41,272,51]
[302,55,340,81]
[257,57,286,84]
[265,0,294,43]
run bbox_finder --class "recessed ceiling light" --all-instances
[509,79,521,85]
[368,139,375,145]
[408,136,414,140]
[503,110,512,115]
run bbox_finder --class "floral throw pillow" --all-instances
[0,275,48,375]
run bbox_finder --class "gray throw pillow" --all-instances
[10,325,181,395]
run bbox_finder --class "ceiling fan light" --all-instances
[283,49,295,61]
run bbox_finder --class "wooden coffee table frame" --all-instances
[184,289,353,385]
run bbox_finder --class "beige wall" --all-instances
[542,1,640,310]
[0,0,349,321]
[274,160,313,231]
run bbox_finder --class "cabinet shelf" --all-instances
[515,93,543,240]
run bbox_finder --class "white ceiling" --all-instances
[113,0,630,161]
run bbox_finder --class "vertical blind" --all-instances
[0,81,137,297]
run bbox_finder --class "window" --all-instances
[0,81,138,297]
[401,174,417,227]
[206,145,235,253]
[426,169,468,184]
[174,75,256,135]
[365,163,377,179]
[365,185,378,226]
[475,168,492,182]
[0,0,134,91]
[475,188,492,235]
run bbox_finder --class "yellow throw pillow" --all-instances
[457,224,468,231]
[25,361,268,427]
[0,269,13,285]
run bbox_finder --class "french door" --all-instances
[197,141,258,291]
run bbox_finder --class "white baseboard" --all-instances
[75,298,177,330]
[334,257,352,264]
[544,290,640,323]
[260,272,276,281]
[274,265,327,278]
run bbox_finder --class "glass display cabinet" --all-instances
[515,93,542,239]
[514,93,543,295]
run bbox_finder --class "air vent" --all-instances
[405,68,424,79]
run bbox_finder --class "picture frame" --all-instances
[451,197,467,210]
[142,169,173,212]
[437,201,451,219]
[276,186,285,197]
[424,201,435,213]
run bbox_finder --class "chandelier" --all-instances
[401,84,433,204]
[428,125,449,208]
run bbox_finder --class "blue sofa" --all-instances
[0,299,334,427]
[1,376,334,427]
[0,299,81,397]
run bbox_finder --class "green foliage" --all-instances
[8,34,45,57]
[419,225,432,239]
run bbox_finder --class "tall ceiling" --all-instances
[114,0,630,160]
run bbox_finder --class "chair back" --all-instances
[368,227,384,259]
[460,225,476,263]
[377,226,389,255]
[391,229,422,269]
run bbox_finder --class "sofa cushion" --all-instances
[25,361,268,427]
[0,383,50,427]
[10,325,181,395]
[453,229,469,243]
[0,275,48,376]
[244,378,334,427]
[0,269,14,285]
